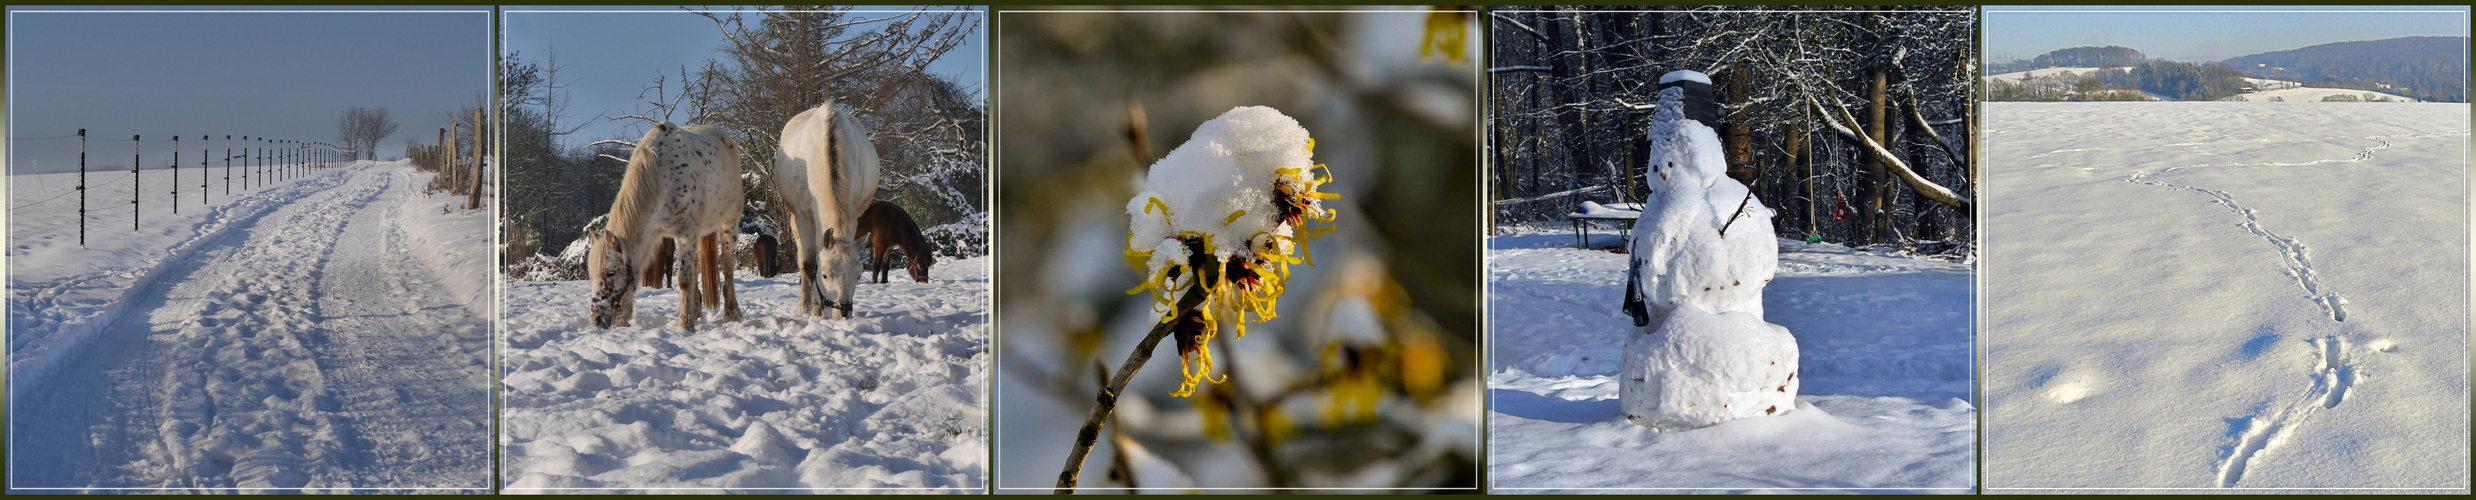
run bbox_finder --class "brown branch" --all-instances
[1906,92,1968,169]
[1055,285,1209,494]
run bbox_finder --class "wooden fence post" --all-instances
[469,106,485,209]
[172,136,179,214]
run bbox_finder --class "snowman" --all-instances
[1618,70,1800,431]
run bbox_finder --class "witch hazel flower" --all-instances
[1124,105,1338,397]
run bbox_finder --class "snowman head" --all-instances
[1646,70,1730,191]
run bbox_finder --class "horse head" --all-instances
[586,231,640,328]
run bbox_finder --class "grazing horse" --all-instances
[587,122,745,329]
[641,238,677,289]
[774,100,880,319]
[856,200,936,283]
[751,233,783,278]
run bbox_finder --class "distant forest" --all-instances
[1989,37,2467,103]
[1984,45,2145,75]
[2221,36,2466,103]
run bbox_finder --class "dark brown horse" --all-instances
[855,200,935,283]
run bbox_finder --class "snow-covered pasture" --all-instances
[9,161,492,491]
[1982,102,2467,491]
[498,257,990,492]
[1487,229,1975,492]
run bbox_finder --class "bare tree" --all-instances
[337,106,401,161]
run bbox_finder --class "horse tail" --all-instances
[700,233,722,311]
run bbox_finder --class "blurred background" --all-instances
[993,7,1479,493]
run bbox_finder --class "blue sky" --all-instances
[500,6,986,150]
[8,6,491,174]
[1985,6,2469,63]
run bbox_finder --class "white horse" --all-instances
[588,122,746,329]
[774,101,880,319]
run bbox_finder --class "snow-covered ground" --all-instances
[1983,102,2468,491]
[498,257,990,493]
[8,161,492,492]
[1486,229,1975,493]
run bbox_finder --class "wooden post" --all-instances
[469,106,485,209]
[224,135,232,196]
[172,136,179,214]
[199,136,207,208]
[438,127,448,173]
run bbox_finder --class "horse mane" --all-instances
[826,102,846,222]
[605,123,674,244]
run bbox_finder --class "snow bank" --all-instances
[387,163,493,313]
[499,257,990,492]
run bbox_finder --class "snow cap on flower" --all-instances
[1126,105,1326,263]
[1124,105,1338,397]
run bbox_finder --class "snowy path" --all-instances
[1983,102,2468,491]
[1486,232,1975,492]
[8,163,491,492]
[499,258,990,492]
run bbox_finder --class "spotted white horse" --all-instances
[588,122,745,329]
[775,100,880,319]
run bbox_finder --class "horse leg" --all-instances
[699,233,721,311]
[717,231,742,322]
[881,235,901,283]
[676,238,703,330]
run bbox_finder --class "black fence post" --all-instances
[172,136,179,215]
[78,129,87,246]
[199,134,207,208]
[132,135,141,231]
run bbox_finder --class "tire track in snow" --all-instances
[10,164,485,491]
[2114,131,2462,487]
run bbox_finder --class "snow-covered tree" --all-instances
[1489,7,1975,255]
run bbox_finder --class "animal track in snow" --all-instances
[2215,335,2368,487]
[2124,172,2342,323]
[2110,132,2458,488]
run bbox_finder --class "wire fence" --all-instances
[9,130,350,246]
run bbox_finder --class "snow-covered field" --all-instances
[1983,102,2469,491]
[2231,86,2420,102]
[8,161,492,491]
[498,257,991,493]
[1984,66,2114,82]
[1486,230,1975,493]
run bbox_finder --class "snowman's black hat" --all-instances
[1658,72,1722,127]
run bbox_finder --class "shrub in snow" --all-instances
[923,211,990,259]
[1123,105,1338,397]
[1620,71,1798,431]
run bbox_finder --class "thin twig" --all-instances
[1056,286,1208,494]
[1718,190,1754,237]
